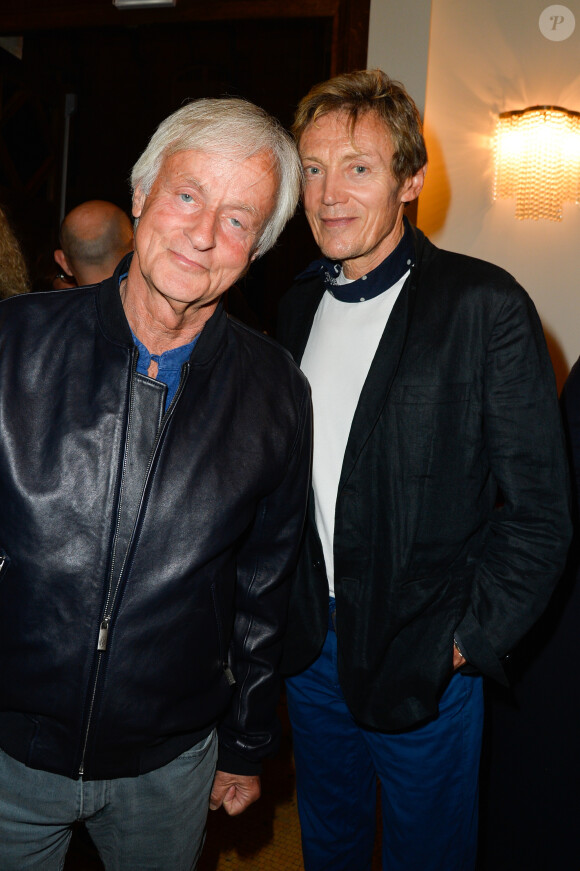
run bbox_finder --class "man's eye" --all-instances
[304,166,320,176]
[354,165,367,174]
[180,193,193,202]
[229,217,242,229]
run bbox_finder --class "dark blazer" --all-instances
[277,223,571,732]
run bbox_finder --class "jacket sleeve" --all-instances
[561,357,580,518]
[454,285,572,684]
[217,380,312,774]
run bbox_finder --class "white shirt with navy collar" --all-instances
[300,226,414,597]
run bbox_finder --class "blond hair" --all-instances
[292,69,427,184]
[0,206,30,299]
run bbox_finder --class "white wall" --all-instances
[418,0,580,387]
[367,0,432,117]
[369,0,580,387]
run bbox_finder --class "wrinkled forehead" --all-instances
[154,146,278,204]
[148,147,278,224]
[299,108,393,154]
[162,141,279,175]
[299,108,393,156]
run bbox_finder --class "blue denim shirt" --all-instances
[131,331,198,411]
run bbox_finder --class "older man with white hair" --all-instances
[0,98,310,870]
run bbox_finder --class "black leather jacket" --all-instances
[0,257,311,780]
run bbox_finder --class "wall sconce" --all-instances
[493,106,580,221]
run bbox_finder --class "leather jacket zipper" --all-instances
[77,348,138,777]
[78,359,190,777]
[97,617,111,651]
[0,547,10,576]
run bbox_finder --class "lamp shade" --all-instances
[493,106,580,221]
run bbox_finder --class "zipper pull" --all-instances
[223,665,236,687]
[97,617,110,652]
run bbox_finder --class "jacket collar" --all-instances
[95,253,135,348]
[303,216,416,304]
[338,256,419,494]
[338,223,429,493]
[288,218,427,367]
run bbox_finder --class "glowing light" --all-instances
[493,106,580,221]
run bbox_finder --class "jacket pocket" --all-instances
[210,583,236,688]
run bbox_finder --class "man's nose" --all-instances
[322,170,345,206]
[187,209,217,250]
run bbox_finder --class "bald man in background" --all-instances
[54,200,134,287]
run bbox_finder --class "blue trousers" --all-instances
[286,626,483,871]
[0,730,217,871]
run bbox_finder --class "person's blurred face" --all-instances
[132,148,278,310]
[299,110,425,279]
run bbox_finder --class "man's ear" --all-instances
[54,249,73,278]
[401,164,427,205]
[132,186,146,219]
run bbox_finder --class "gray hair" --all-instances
[131,98,302,257]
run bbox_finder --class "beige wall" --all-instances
[367,0,432,116]
[369,0,580,387]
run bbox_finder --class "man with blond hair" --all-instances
[0,97,310,870]
[277,69,570,871]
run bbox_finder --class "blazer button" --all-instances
[312,559,323,570]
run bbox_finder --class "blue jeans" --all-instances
[286,624,483,871]
[0,729,217,871]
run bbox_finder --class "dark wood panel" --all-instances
[330,0,370,75]
[0,0,341,32]
[0,0,370,81]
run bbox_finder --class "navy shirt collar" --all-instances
[297,216,415,303]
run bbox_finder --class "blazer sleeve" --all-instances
[561,357,580,518]
[454,286,572,683]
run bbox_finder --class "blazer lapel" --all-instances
[338,270,418,494]
[284,278,326,365]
